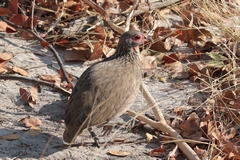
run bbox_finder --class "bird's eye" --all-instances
[135,35,141,39]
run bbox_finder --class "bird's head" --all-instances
[119,30,153,50]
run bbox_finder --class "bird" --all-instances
[63,30,153,145]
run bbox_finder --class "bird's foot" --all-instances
[125,119,136,132]
[88,128,100,148]
[102,122,115,136]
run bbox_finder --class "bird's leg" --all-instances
[125,118,136,132]
[101,121,115,136]
[88,128,100,148]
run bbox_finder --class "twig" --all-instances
[0,75,71,96]
[134,0,183,16]
[82,0,125,34]
[125,0,139,31]
[0,17,72,86]
[133,82,200,160]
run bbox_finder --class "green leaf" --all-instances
[206,52,228,61]
[206,60,225,68]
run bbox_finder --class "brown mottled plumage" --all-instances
[63,30,152,143]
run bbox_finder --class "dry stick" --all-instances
[0,17,72,86]
[125,0,139,31]
[82,0,125,34]
[0,75,71,96]
[134,0,183,16]
[127,82,200,160]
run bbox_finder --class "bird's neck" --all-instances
[113,45,139,59]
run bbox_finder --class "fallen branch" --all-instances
[125,82,200,160]
[0,75,71,96]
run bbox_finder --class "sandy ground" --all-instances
[0,34,198,160]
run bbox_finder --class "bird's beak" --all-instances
[145,35,153,43]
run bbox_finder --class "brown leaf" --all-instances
[180,112,200,134]
[0,8,12,16]
[9,14,37,29]
[64,49,91,62]
[146,132,158,143]
[189,63,200,75]
[194,146,208,159]
[30,86,38,103]
[0,132,19,141]
[38,74,61,84]
[89,42,104,60]
[57,69,73,82]
[93,26,106,40]
[19,88,31,103]
[8,0,18,14]
[233,97,240,110]
[0,21,15,32]
[150,27,171,52]
[13,66,29,76]
[108,150,131,157]
[19,116,42,128]
[0,52,13,68]
[150,145,166,156]
[162,54,179,64]
[103,45,115,58]
[40,41,49,48]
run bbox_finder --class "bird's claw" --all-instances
[102,124,114,136]
[88,128,100,148]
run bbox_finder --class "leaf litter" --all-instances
[0,0,240,159]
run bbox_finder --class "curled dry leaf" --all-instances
[149,145,166,157]
[19,116,42,128]
[39,74,61,84]
[194,146,208,159]
[146,132,158,143]
[108,150,131,157]
[19,87,38,107]
[19,88,31,103]
[89,42,104,61]
[9,14,37,29]
[30,86,38,102]
[64,49,91,62]
[180,112,200,135]
[0,52,13,68]
[0,132,20,141]
[103,45,116,58]
[13,66,29,76]
[0,21,16,32]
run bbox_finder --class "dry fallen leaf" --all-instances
[108,150,131,157]
[146,132,158,143]
[0,52,13,68]
[13,66,29,76]
[57,69,73,82]
[0,132,20,141]
[19,87,38,107]
[39,74,61,84]
[19,116,42,128]
[19,88,31,103]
